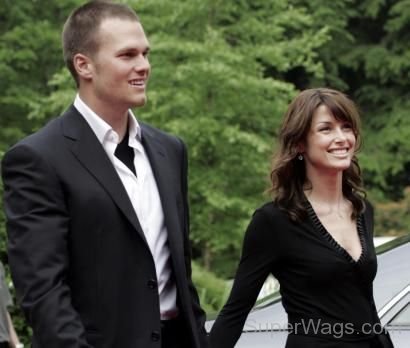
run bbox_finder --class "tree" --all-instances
[289,0,410,200]
[126,0,331,273]
[374,187,410,236]
[0,0,83,151]
[1,4,409,335]
[15,0,332,274]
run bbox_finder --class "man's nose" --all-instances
[135,55,150,73]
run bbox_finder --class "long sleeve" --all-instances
[180,139,208,347]
[209,207,281,348]
[2,144,91,348]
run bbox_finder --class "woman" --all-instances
[209,88,393,347]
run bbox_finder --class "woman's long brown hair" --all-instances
[268,88,365,221]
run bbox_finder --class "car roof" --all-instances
[373,234,410,310]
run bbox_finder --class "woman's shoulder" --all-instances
[251,201,292,228]
[241,202,297,257]
[359,198,374,222]
[256,200,288,215]
[363,198,374,213]
[360,198,375,235]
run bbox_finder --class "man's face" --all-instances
[88,18,150,113]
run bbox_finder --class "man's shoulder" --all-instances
[6,106,76,152]
[140,121,184,147]
[7,122,58,159]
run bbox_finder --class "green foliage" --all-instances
[288,0,410,200]
[351,0,410,198]
[0,183,6,260]
[0,1,81,149]
[130,0,331,272]
[1,0,410,342]
[191,262,229,313]
[373,187,410,236]
[361,100,410,196]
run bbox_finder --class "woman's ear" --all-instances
[296,143,305,154]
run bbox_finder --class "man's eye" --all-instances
[121,52,133,58]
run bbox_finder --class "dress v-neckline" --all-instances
[305,200,367,265]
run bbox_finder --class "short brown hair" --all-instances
[269,88,365,221]
[62,1,140,86]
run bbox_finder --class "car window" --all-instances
[388,302,410,326]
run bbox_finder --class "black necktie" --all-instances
[114,129,137,176]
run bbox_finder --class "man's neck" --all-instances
[78,91,129,140]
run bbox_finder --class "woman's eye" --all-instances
[319,127,330,132]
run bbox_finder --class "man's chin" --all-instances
[130,97,147,108]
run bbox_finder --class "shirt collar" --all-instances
[127,109,142,143]
[73,94,142,144]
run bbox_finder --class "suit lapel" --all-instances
[61,106,147,244]
[141,125,184,260]
[60,107,185,269]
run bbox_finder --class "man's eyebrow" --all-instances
[117,46,150,53]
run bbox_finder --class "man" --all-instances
[1,1,207,347]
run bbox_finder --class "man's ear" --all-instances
[73,53,93,81]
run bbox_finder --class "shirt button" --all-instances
[151,331,160,341]
[147,279,157,289]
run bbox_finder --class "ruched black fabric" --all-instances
[209,201,383,348]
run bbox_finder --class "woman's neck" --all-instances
[304,170,350,218]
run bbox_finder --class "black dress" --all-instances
[209,201,391,348]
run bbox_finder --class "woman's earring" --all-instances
[297,154,303,161]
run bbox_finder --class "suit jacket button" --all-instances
[151,331,160,341]
[147,279,157,289]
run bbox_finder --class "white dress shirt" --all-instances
[74,95,178,319]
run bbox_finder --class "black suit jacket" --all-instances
[1,106,208,348]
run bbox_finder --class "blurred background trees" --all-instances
[1,0,409,342]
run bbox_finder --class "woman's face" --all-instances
[301,104,356,177]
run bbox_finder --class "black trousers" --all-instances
[161,316,192,348]
[0,341,9,348]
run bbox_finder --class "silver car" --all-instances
[208,234,410,347]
